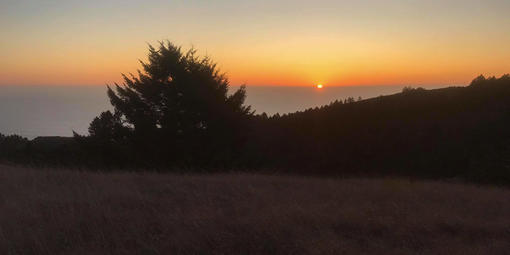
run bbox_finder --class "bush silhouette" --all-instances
[0,134,29,160]
[86,41,253,167]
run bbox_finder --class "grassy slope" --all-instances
[1,165,509,255]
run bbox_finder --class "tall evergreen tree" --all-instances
[88,41,252,166]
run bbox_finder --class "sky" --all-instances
[1,0,510,87]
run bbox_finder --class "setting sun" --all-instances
[317,84,324,89]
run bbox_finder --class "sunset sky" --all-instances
[1,0,509,87]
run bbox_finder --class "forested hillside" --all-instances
[2,75,510,184]
[248,75,510,183]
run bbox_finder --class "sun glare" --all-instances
[317,84,324,89]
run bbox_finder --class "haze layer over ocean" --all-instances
[0,85,447,138]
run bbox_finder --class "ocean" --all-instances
[0,85,447,138]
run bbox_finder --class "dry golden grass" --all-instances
[1,165,509,255]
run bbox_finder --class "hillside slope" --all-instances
[1,165,509,254]
[2,75,510,184]
[249,75,510,183]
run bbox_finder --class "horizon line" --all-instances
[0,83,467,88]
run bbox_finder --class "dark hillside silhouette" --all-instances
[1,40,509,184]
[247,74,510,183]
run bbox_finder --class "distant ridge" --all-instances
[247,75,510,184]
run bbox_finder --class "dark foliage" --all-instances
[246,74,510,184]
[1,40,510,184]
[77,41,253,167]
[0,135,82,165]
[0,134,29,160]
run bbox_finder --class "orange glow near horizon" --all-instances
[1,1,509,87]
[1,44,509,87]
[2,36,509,87]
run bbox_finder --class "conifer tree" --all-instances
[89,41,252,166]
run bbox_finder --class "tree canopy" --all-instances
[87,41,253,166]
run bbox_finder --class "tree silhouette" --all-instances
[89,41,253,166]
[0,133,28,159]
[4,73,510,183]
[470,75,486,86]
[88,111,129,143]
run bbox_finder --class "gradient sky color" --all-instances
[1,0,509,87]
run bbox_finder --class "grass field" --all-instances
[1,165,509,254]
